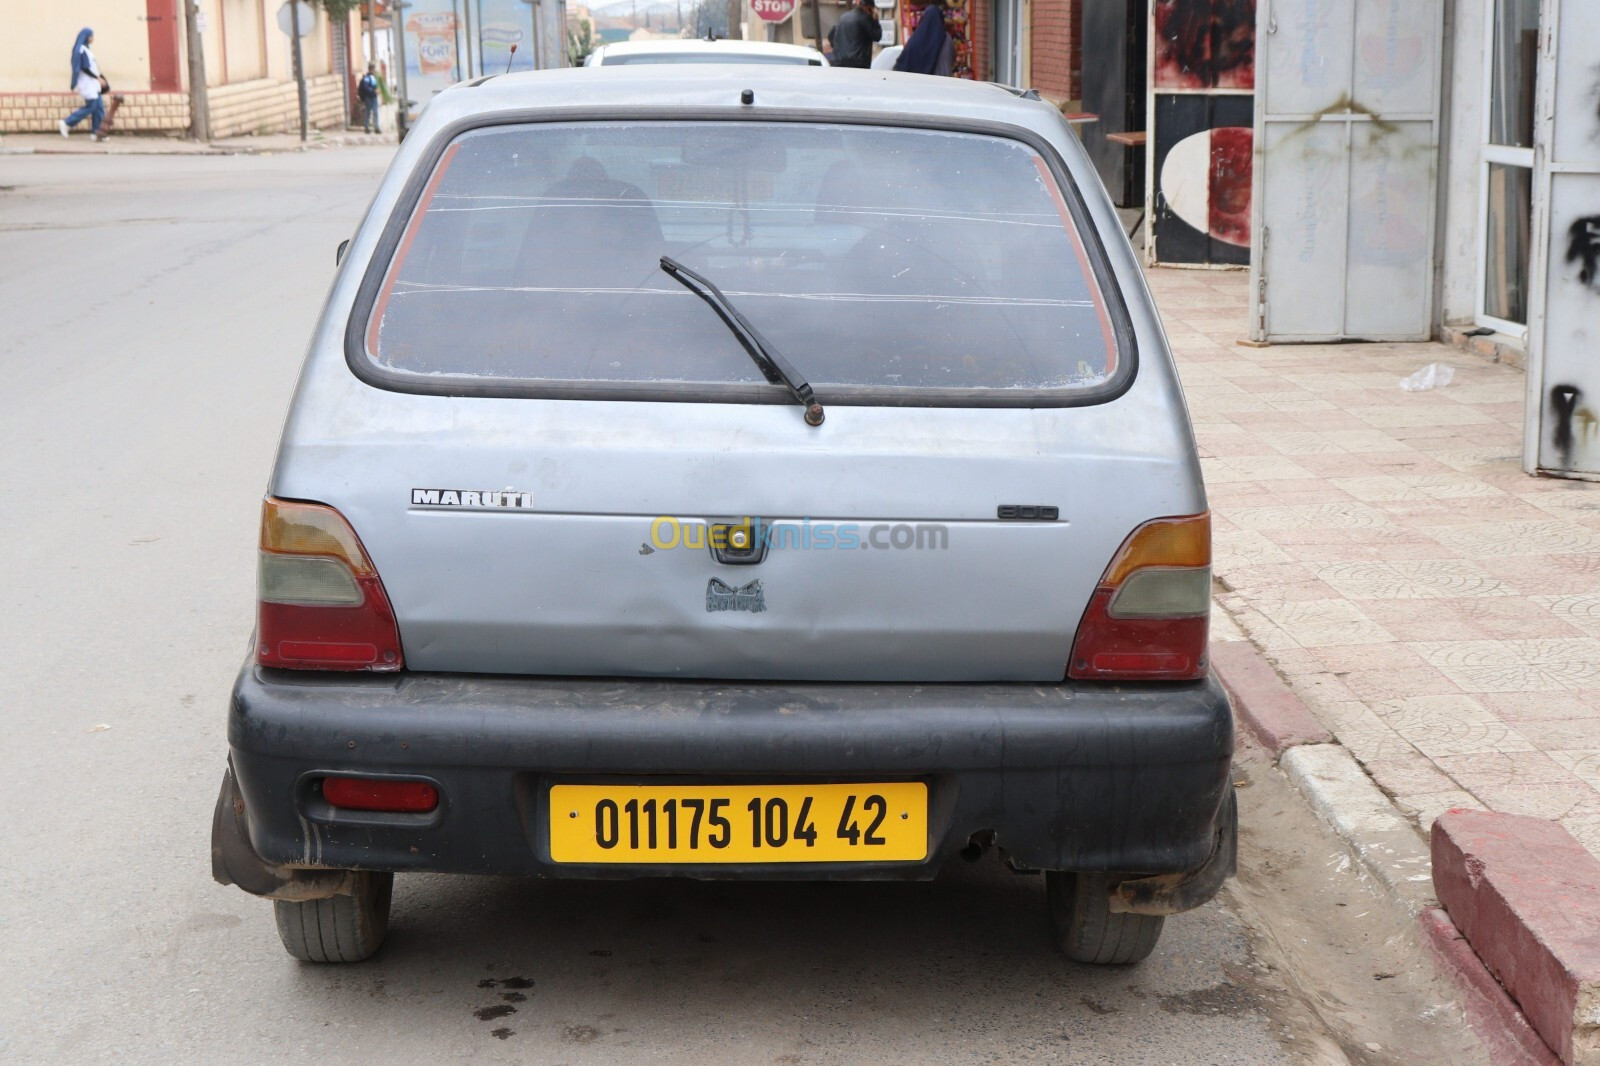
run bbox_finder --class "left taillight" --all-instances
[1067,512,1211,682]
[256,497,404,671]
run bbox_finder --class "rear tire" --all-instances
[273,871,393,963]
[1046,870,1164,965]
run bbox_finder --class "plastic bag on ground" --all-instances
[1399,363,1455,391]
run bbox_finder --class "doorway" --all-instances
[990,0,1022,87]
[1475,0,1540,341]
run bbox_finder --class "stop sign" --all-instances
[750,0,796,22]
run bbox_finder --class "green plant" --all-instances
[566,20,596,66]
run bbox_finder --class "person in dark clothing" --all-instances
[357,64,381,133]
[827,0,882,69]
[893,0,950,76]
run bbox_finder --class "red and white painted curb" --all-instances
[1212,639,1600,1065]
[1432,812,1600,1066]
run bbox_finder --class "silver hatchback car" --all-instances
[212,66,1235,966]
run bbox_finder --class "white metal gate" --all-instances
[1524,0,1600,477]
[1247,0,1445,342]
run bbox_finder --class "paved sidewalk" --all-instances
[0,129,393,156]
[1148,268,1600,863]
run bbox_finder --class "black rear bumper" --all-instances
[217,666,1233,893]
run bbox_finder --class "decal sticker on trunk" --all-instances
[706,578,766,613]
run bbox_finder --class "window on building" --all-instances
[1477,0,1539,334]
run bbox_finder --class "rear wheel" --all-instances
[273,871,393,963]
[1046,870,1164,965]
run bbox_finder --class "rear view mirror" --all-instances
[337,239,350,264]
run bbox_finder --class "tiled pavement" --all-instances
[1146,268,1600,863]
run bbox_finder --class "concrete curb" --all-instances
[1210,633,1562,1061]
[1212,637,1432,907]
[1211,639,1333,752]
[1420,906,1563,1066]
[1432,812,1600,1065]
[1278,744,1436,910]
[0,132,392,157]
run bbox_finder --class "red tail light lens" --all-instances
[257,498,404,671]
[1068,513,1211,681]
[321,776,439,813]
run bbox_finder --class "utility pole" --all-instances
[393,0,411,137]
[518,0,540,71]
[290,0,309,141]
[183,0,210,140]
[726,0,742,38]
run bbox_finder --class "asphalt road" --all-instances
[0,148,1486,1065]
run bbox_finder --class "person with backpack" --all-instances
[357,64,382,134]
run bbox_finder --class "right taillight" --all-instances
[256,497,404,671]
[1067,513,1210,682]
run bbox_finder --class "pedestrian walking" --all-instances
[60,28,108,141]
[893,0,954,77]
[357,64,382,134]
[827,0,882,69]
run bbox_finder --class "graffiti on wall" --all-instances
[1549,384,1597,470]
[1153,0,1255,90]
[1567,215,1600,287]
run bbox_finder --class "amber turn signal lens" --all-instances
[260,498,378,578]
[1100,512,1210,586]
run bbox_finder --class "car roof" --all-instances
[428,66,1050,129]
[591,39,826,63]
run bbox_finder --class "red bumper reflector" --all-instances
[321,776,440,813]
[278,640,380,664]
[1089,651,1196,675]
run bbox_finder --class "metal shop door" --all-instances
[1525,0,1600,478]
[1247,0,1444,342]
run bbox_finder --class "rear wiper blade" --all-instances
[659,256,825,427]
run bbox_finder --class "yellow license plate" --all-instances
[549,782,928,864]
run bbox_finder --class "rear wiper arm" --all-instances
[659,256,825,427]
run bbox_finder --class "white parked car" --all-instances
[585,38,828,66]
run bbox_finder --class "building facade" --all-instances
[0,1,372,137]
[1438,0,1599,477]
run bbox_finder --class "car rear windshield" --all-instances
[361,120,1122,403]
